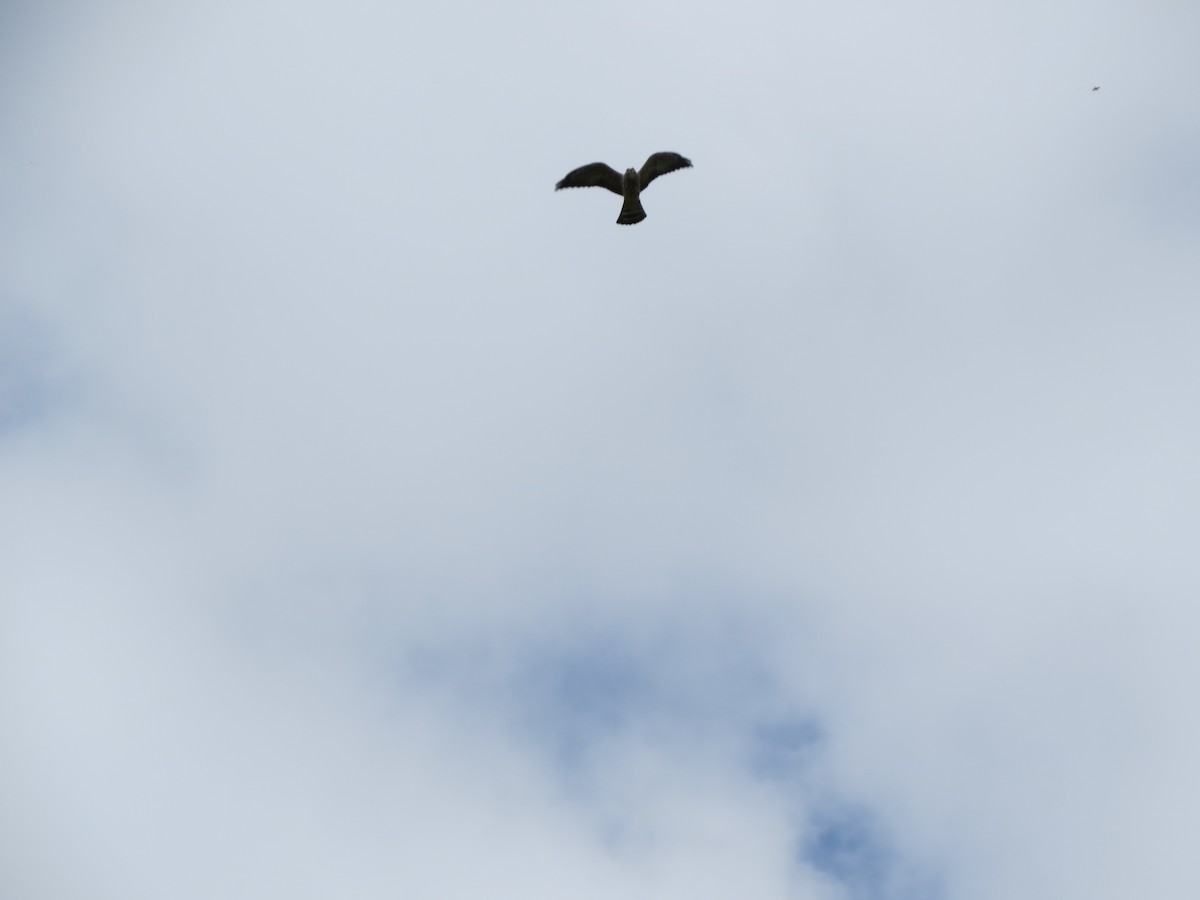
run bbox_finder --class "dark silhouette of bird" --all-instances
[556,152,692,225]
[1092,86,1100,91]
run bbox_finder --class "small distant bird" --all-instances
[556,152,692,225]
[1092,86,1100,91]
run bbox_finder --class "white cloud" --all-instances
[3,1,1199,898]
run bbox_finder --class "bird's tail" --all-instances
[617,195,647,225]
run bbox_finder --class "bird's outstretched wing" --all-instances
[556,162,624,195]
[639,152,692,191]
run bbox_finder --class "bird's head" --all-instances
[623,167,639,187]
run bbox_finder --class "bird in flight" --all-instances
[556,152,692,225]
[1092,86,1101,91]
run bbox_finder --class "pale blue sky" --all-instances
[3,1,1199,898]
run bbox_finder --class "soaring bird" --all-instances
[555,152,692,225]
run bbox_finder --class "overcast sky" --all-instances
[3,1,1199,898]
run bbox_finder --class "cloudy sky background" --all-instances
[3,1,1199,897]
